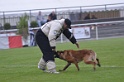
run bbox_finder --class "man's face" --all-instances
[63,22,68,29]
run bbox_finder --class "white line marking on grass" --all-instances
[2,65,124,68]
[58,65,124,68]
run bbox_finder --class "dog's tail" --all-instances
[96,58,101,67]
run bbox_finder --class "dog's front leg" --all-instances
[59,62,71,71]
[74,62,80,71]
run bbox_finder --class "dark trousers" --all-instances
[36,29,54,62]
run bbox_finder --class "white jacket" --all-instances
[40,19,65,47]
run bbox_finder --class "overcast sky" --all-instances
[0,0,124,12]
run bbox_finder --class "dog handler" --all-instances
[36,18,79,73]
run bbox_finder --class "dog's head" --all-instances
[54,51,64,59]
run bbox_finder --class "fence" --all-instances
[58,17,124,43]
[0,17,124,49]
[0,3,124,29]
[0,2,124,49]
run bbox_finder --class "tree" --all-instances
[17,13,29,46]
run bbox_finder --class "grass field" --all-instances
[0,37,124,82]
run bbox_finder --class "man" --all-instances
[84,13,91,20]
[36,18,79,74]
[36,11,46,27]
[47,11,57,22]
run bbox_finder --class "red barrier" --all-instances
[9,35,22,48]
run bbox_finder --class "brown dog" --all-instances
[55,49,101,71]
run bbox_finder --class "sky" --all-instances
[0,0,124,12]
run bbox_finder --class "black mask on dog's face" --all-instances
[57,51,64,59]
[54,51,64,59]
[54,51,60,58]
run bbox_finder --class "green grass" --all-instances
[0,37,124,82]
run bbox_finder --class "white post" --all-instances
[60,34,63,43]
[28,20,31,46]
[95,24,98,40]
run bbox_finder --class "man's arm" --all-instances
[63,29,76,44]
[63,29,79,48]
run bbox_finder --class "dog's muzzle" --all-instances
[54,51,60,58]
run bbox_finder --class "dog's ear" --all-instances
[57,51,64,53]
[59,50,64,53]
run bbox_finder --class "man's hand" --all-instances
[75,42,79,48]
[51,46,60,58]
[51,46,56,51]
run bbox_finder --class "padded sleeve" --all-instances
[63,29,77,44]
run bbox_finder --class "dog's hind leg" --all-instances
[59,62,71,71]
[84,57,97,70]
[85,61,97,70]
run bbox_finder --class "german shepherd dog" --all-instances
[55,49,101,71]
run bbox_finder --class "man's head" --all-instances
[63,19,71,29]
